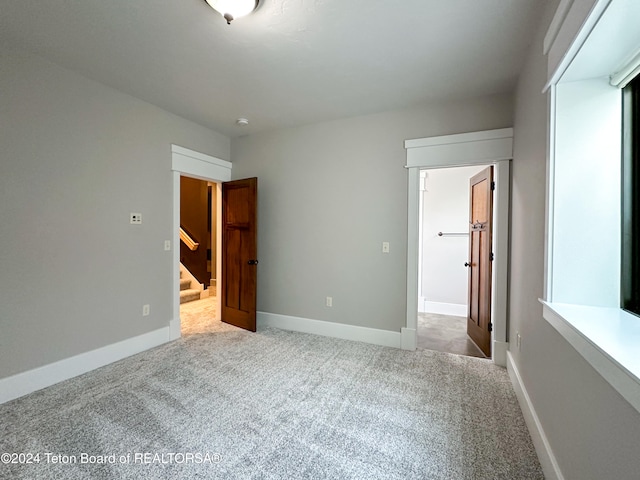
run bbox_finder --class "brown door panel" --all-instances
[467,167,493,357]
[221,178,258,332]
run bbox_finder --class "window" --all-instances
[622,74,640,317]
[542,0,640,414]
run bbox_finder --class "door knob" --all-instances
[464,262,471,267]
[248,259,259,265]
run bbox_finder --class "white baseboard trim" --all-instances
[419,296,427,313]
[0,327,171,405]
[422,301,467,317]
[257,312,401,349]
[169,317,181,340]
[401,328,417,350]
[507,351,564,480]
[493,340,508,367]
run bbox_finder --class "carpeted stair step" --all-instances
[180,277,191,291]
[180,289,201,304]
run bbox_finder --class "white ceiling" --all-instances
[0,0,546,137]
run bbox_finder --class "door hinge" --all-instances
[491,181,495,191]
[488,322,493,332]
[490,252,494,261]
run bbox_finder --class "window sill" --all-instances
[540,300,640,414]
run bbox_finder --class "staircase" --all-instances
[180,265,203,304]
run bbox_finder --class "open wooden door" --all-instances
[221,178,258,331]
[466,167,493,357]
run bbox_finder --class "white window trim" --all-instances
[544,0,640,414]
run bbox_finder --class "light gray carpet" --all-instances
[417,313,487,358]
[0,326,543,479]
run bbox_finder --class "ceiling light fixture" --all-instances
[204,0,259,25]
[236,118,249,126]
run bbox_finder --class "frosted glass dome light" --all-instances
[204,0,260,24]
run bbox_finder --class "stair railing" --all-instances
[180,227,199,251]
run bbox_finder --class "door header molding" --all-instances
[404,128,513,169]
[171,144,231,182]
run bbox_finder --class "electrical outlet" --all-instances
[130,213,142,225]
[143,304,150,316]
[516,333,522,350]
[382,242,390,253]
[326,296,333,307]
[164,240,171,251]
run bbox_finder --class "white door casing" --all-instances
[171,145,231,340]
[404,128,512,365]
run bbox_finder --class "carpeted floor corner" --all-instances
[0,323,543,479]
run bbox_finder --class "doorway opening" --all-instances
[417,165,491,358]
[170,145,231,340]
[171,146,259,338]
[179,176,223,335]
[404,128,512,366]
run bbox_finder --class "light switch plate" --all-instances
[130,213,142,225]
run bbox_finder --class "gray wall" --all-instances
[231,96,512,331]
[509,2,640,478]
[0,47,229,378]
